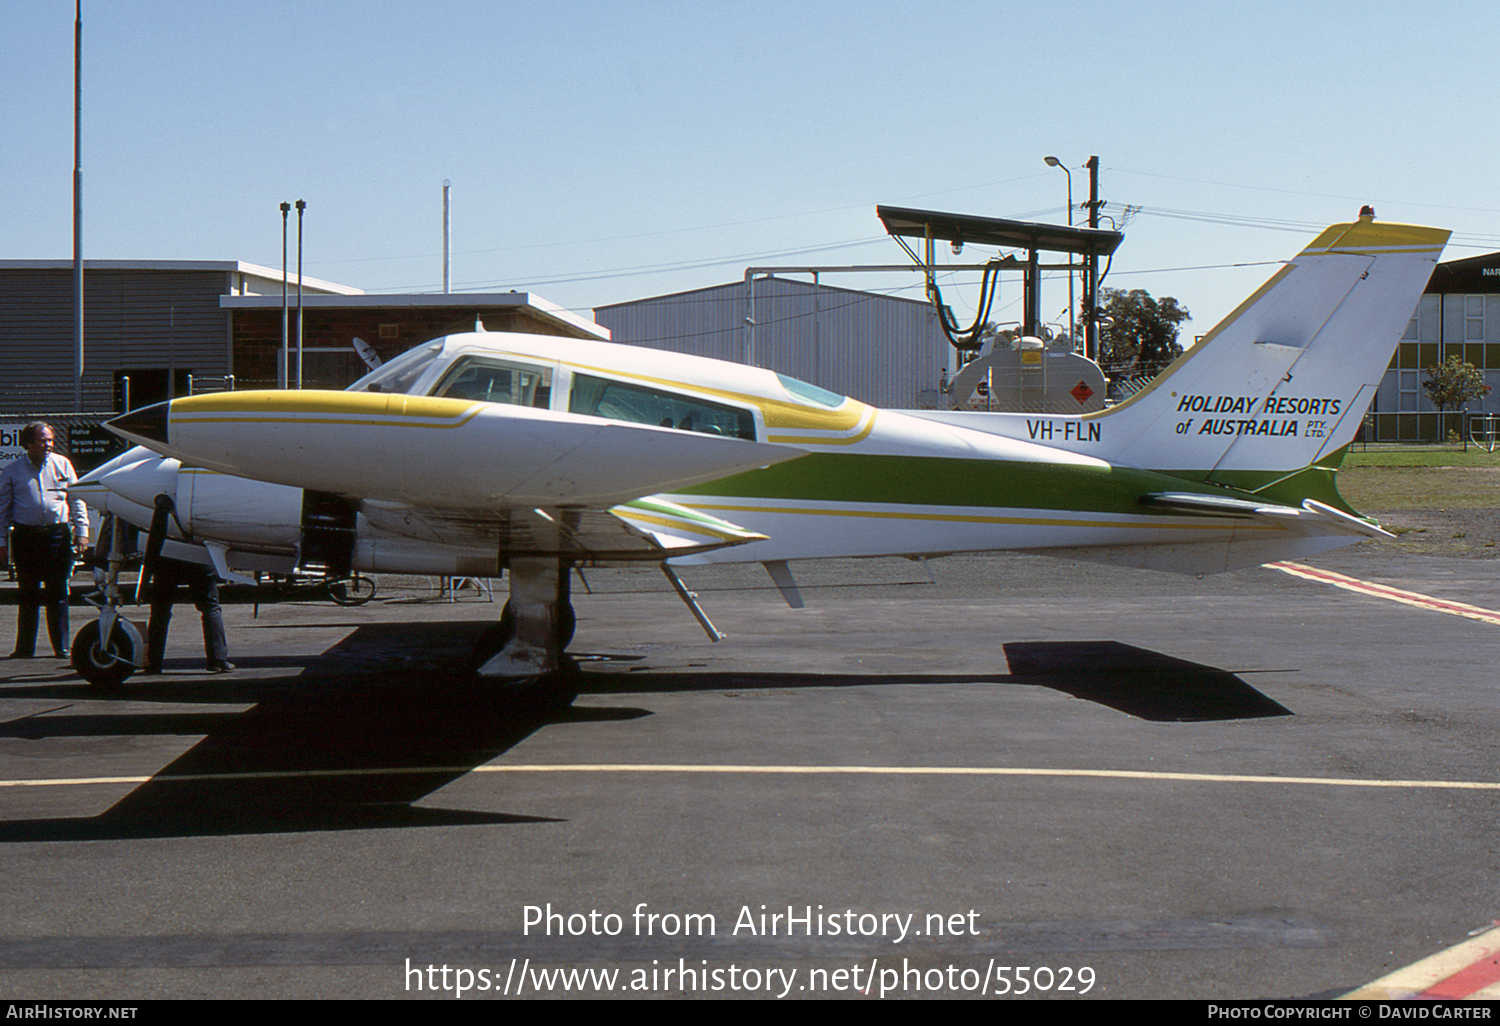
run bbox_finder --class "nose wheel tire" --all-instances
[71,618,143,690]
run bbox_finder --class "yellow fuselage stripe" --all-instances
[685,501,1282,532]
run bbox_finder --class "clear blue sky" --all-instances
[6,0,1500,338]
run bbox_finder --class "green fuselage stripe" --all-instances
[679,454,1288,516]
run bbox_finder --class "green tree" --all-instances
[1094,288,1191,380]
[1422,355,1491,440]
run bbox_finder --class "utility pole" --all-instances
[1083,155,1100,362]
[295,199,305,389]
[443,180,452,294]
[72,0,84,411]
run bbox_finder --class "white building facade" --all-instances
[1372,251,1500,441]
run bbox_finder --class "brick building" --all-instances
[221,293,609,391]
[0,260,608,413]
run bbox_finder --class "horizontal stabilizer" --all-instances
[1299,498,1395,539]
[610,498,769,555]
[1142,492,1392,538]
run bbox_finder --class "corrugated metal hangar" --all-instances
[0,260,353,413]
[594,275,950,410]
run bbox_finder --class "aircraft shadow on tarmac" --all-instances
[0,625,1287,844]
[578,639,1292,724]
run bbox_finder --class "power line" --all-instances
[316,175,1066,269]
[1109,166,1500,216]
[370,237,889,294]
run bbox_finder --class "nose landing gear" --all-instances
[72,511,146,689]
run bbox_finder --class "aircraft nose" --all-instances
[106,401,170,447]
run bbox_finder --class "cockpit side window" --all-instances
[775,372,846,408]
[569,373,756,440]
[431,357,553,408]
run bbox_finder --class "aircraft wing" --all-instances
[360,496,769,562]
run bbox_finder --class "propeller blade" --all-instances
[134,494,174,604]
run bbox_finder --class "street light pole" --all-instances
[279,202,289,389]
[1044,156,1075,346]
[1043,155,1073,225]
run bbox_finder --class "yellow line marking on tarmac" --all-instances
[1271,561,1500,626]
[4,764,1500,790]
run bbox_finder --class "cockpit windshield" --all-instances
[347,340,444,394]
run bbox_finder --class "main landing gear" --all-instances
[470,557,578,698]
[466,557,728,700]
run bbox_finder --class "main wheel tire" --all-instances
[468,601,576,673]
[497,600,576,648]
[71,618,143,690]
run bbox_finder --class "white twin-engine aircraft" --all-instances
[76,213,1447,688]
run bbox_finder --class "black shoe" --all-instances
[53,649,67,659]
[140,664,161,675]
[206,661,235,674]
[8,651,34,660]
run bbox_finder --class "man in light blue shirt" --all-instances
[0,423,89,658]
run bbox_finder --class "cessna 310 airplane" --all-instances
[73,212,1447,689]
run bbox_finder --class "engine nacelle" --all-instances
[176,466,303,554]
[77,448,503,579]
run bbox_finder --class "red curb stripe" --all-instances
[1419,954,1500,999]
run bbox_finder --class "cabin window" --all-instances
[431,357,552,408]
[775,372,845,408]
[569,374,756,440]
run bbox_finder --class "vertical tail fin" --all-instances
[1098,215,1449,483]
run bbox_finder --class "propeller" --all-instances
[352,337,382,371]
[134,493,174,604]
